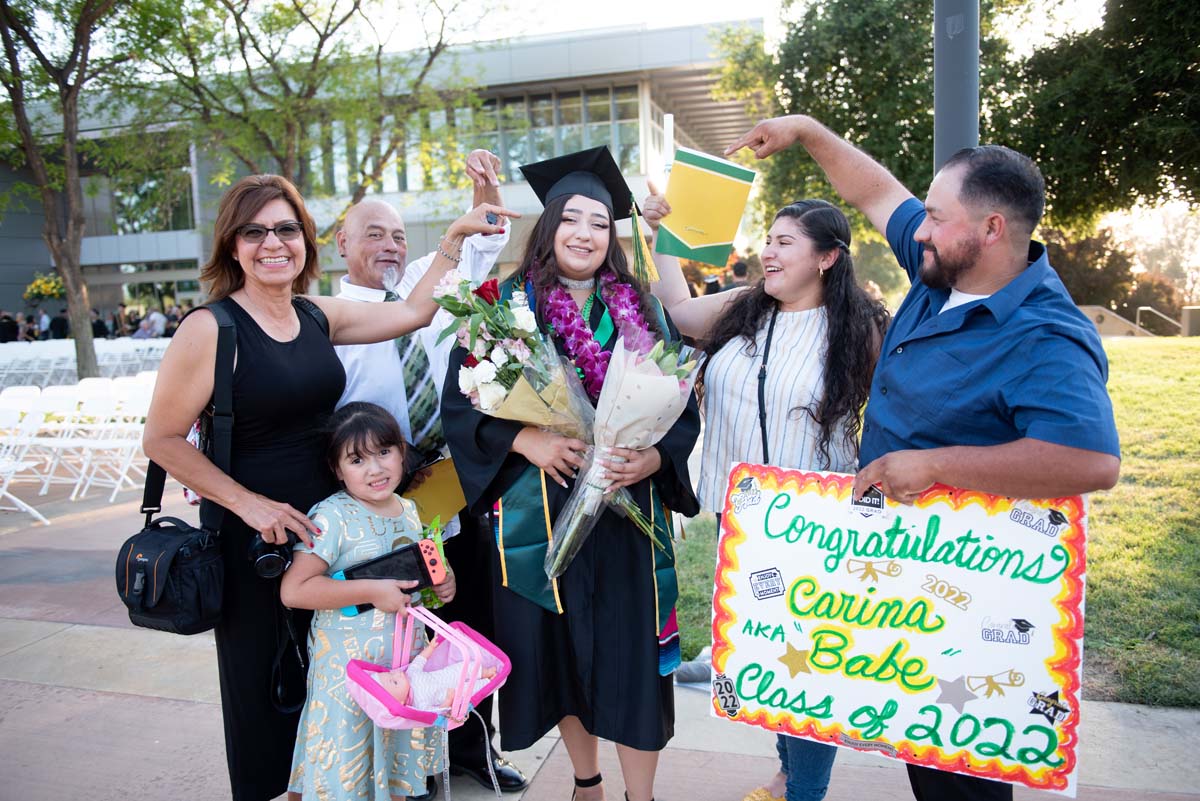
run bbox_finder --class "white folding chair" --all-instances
[0,408,49,524]
[25,386,85,495]
[71,395,143,501]
[0,385,41,413]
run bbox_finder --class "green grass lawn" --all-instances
[675,337,1200,707]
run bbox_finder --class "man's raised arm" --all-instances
[725,115,914,237]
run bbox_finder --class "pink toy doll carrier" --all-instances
[346,605,511,730]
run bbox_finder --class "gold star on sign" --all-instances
[778,642,812,678]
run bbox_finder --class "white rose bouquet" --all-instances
[434,274,594,439]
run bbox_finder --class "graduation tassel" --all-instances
[629,194,660,285]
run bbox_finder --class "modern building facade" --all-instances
[0,21,760,313]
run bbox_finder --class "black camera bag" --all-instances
[115,301,235,634]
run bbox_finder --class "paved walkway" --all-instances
[1,483,1196,801]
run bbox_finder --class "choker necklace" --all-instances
[556,275,596,291]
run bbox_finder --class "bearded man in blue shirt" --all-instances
[726,116,1120,801]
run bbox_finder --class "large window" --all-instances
[614,87,640,174]
[529,95,555,163]
[298,84,645,194]
[502,98,530,179]
[584,89,612,150]
[558,91,583,155]
[489,85,643,179]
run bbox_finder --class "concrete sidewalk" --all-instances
[0,485,1196,801]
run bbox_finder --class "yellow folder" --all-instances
[655,147,756,266]
[402,456,467,525]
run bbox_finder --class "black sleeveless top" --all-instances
[224,298,347,520]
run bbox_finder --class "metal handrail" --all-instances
[1136,306,1182,332]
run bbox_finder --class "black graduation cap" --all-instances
[519,146,636,220]
[736,477,757,492]
[1047,509,1068,527]
[1012,619,1036,633]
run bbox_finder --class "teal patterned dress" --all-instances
[288,491,443,801]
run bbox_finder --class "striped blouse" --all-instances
[696,306,858,513]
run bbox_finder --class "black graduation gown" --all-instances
[442,293,700,752]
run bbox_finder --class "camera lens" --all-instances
[254,550,288,579]
[249,535,295,579]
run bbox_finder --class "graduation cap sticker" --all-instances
[1047,509,1069,527]
[1011,619,1036,634]
[519,146,636,220]
[730,475,763,513]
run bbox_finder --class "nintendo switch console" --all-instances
[331,538,447,616]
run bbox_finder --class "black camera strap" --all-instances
[757,306,780,464]
[140,299,236,533]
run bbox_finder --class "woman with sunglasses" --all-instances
[142,174,516,801]
[645,195,888,801]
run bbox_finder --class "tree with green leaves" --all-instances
[1042,227,1135,308]
[0,0,176,379]
[133,0,483,237]
[715,0,1022,239]
[1018,0,1200,231]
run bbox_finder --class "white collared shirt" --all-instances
[334,229,508,437]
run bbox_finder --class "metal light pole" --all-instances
[933,0,980,173]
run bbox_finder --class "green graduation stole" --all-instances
[491,274,677,632]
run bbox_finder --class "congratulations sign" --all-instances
[712,464,1085,796]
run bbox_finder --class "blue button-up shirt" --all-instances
[859,198,1120,466]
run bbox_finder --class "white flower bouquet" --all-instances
[544,336,699,579]
[434,273,594,440]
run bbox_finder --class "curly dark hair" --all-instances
[697,199,890,465]
[517,194,664,337]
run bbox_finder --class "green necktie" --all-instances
[384,290,444,454]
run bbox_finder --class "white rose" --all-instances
[458,365,477,394]
[473,359,498,384]
[477,381,506,411]
[512,306,538,333]
[490,345,508,366]
[472,338,489,359]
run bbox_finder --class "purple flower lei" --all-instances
[545,270,653,398]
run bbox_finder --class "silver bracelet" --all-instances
[437,238,463,263]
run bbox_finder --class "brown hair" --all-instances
[200,174,321,301]
[323,401,407,476]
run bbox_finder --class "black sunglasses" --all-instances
[237,221,304,243]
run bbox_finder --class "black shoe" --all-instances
[407,776,439,801]
[450,756,530,793]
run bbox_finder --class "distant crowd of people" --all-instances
[0,302,193,343]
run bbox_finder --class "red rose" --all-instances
[472,278,501,304]
[464,354,480,368]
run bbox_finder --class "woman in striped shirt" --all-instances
[646,197,889,801]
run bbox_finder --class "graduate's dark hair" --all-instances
[697,199,890,465]
[518,194,663,338]
[324,402,407,474]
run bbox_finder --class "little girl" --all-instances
[281,401,457,801]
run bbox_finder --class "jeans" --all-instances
[775,734,837,801]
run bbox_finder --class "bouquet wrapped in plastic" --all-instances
[544,336,699,579]
[435,272,594,440]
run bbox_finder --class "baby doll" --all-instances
[376,638,497,712]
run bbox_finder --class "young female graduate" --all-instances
[441,147,701,801]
